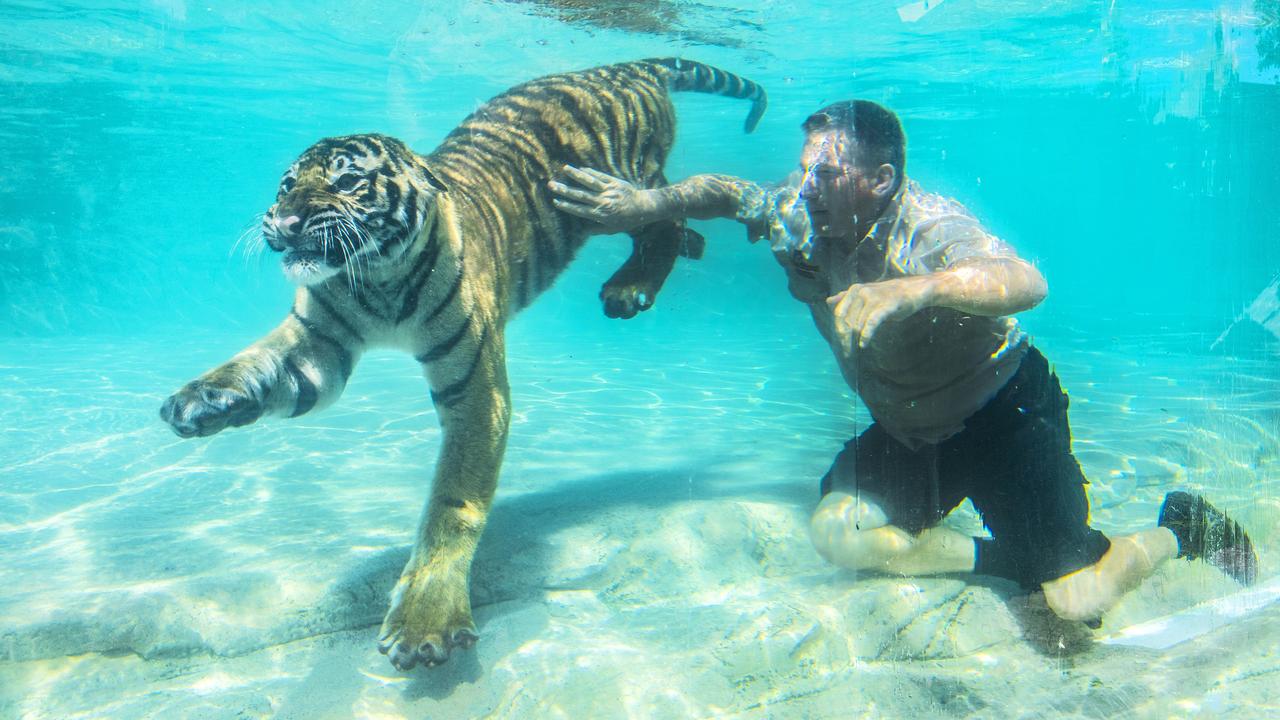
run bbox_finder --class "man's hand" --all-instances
[548,166,663,234]
[826,276,937,353]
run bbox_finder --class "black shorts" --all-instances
[820,346,1111,588]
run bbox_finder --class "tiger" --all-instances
[159,57,767,672]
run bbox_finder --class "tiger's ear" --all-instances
[422,166,449,193]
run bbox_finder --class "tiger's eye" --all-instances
[333,174,360,192]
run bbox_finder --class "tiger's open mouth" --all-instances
[281,247,342,286]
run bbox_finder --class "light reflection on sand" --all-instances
[0,326,1277,718]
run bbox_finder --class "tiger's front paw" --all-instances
[160,379,265,438]
[600,279,659,319]
[378,563,477,671]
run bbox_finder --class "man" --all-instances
[548,100,1258,623]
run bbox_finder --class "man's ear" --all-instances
[872,163,897,198]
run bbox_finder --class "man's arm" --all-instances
[929,256,1047,315]
[828,257,1047,353]
[547,166,759,233]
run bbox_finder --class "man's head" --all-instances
[798,100,905,242]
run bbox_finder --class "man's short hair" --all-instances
[802,100,906,181]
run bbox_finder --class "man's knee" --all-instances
[809,491,897,569]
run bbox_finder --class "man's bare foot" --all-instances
[1042,529,1176,623]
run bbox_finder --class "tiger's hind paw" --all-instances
[599,280,658,319]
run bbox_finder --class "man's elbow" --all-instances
[1024,263,1048,309]
[1005,260,1047,312]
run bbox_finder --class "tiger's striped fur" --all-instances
[160,58,766,672]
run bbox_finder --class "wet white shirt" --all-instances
[737,175,1029,448]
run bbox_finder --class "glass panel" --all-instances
[1,1,1275,716]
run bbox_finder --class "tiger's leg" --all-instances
[599,217,688,319]
[379,320,510,671]
[160,292,362,437]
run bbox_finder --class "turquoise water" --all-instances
[3,1,1280,718]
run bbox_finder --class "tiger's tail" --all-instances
[641,57,768,133]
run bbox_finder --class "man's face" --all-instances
[798,129,876,242]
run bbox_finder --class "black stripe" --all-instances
[439,496,465,509]
[522,201,559,274]
[453,125,552,178]
[309,139,338,158]
[430,326,489,408]
[360,171,380,205]
[491,155,560,274]
[482,130,557,274]
[452,192,501,260]
[443,128,555,261]
[421,165,448,192]
[415,317,472,364]
[290,310,354,381]
[705,63,723,91]
[631,81,667,161]
[727,73,744,97]
[436,149,504,183]
[603,91,627,174]
[285,357,318,417]
[707,65,726,92]
[403,184,419,232]
[383,175,403,221]
[342,140,369,156]
[308,291,365,344]
[394,214,442,323]
[476,199,506,264]
[530,85,608,162]
[623,90,644,176]
[462,105,562,162]
[393,243,438,323]
[503,113,566,159]
[353,286,385,319]
[422,270,464,327]
[691,62,708,89]
[647,57,678,74]
[591,68,627,173]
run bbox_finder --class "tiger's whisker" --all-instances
[347,222,371,293]
[337,218,371,290]
[232,213,268,265]
[341,226,361,293]
[323,225,353,293]
[327,221,362,293]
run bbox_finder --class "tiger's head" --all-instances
[263,133,448,287]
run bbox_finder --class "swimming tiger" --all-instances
[159,58,766,672]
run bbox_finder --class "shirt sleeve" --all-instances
[906,195,1021,272]
[732,172,830,303]
[735,171,811,253]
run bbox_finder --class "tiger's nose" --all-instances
[276,214,304,237]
